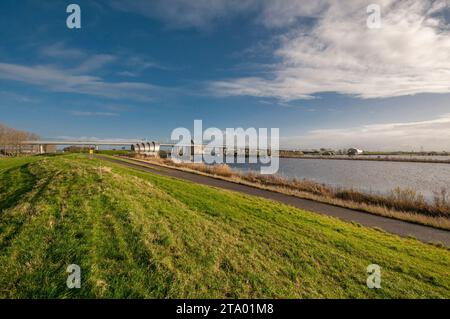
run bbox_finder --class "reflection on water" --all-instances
[228,157,450,200]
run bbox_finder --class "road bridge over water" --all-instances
[22,140,274,157]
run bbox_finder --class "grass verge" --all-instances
[126,156,450,230]
[0,154,449,298]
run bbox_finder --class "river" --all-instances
[228,157,450,200]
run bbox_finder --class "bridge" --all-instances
[21,140,274,157]
[22,140,171,154]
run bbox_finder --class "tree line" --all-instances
[0,123,40,155]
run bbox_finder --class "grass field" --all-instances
[130,156,450,230]
[0,154,449,298]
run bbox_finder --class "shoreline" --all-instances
[95,155,450,247]
[113,155,450,232]
[279,155,450,164]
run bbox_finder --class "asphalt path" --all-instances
[98,155,450,246]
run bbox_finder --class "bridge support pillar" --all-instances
[39,144,44,154]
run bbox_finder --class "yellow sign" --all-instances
[89,149,94,155]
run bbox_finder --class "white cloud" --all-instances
[0,62,157,101]
[69,111,119,117]
[283,113,450,151]
[40,43,118,73]
[117,71,139,77]
[204,0,450,100]
[55,135,142,143]
[110,0,450,100]
[39,43,166,79]
[117,55,168,77]
[72,54,117,74]
[0,91,40,103]
[108,0,327,29]
[0,43,170,101]
[40,42,86,59]
[257,0,329,28]
[109,0,257,29]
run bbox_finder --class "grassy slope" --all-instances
[0,155,448,298]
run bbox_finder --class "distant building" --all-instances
[347,148,363,156]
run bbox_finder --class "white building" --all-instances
[347,148,363,155]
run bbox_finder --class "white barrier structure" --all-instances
[131,141,161,157]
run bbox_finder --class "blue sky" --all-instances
[1,0,449,150]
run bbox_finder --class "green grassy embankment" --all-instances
[126,156,450,230]
[0,154,449,298]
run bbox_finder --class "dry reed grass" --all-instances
[129,155,450,230]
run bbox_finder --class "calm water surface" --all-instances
[228,158,450,200]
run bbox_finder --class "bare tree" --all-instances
[0,123,40,156]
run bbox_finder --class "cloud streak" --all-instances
[109,0,257,29]
[69,110,119,117]
[40,42,86,59]
[0,61,158,101]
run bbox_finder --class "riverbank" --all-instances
[2,154,449,298]
[280,155,450,164]
[124,156,450,231]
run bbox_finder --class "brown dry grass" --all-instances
[127,155,450,230]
